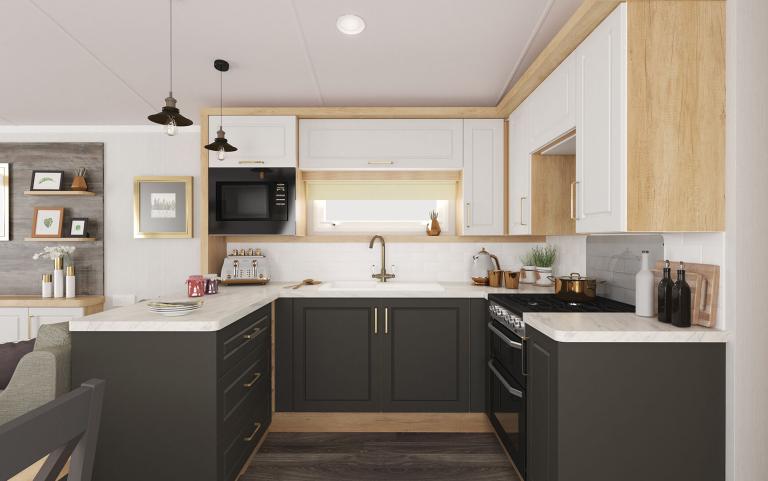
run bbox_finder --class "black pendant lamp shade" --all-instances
[205,59,238,155]
[148,0,191,133]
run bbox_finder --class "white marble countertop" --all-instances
[525,312,728,343]
[69,281,551,332]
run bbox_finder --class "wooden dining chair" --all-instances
[0,379,105,481]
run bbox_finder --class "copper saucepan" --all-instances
[548,273,598,302]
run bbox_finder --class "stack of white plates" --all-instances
[147,300,203,317]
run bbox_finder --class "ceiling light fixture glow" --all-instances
[336,14,366,35]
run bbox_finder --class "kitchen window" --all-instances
[306,180,456,235]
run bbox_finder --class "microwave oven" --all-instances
[208,167,296,235]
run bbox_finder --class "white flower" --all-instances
[32,245,77,261]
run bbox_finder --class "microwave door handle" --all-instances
[488,360,523,398]
[487,322,522,350]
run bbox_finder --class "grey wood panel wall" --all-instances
[0,143,104,295]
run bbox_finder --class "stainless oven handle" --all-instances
[488,360,523,398]
[487,322,522,350]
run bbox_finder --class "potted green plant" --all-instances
[520,251,537,284]
[531,245,557,286]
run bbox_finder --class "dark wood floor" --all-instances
[241,432,521,481]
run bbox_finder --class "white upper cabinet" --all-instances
[208,116,297,168]
[575,4,627,233]
[0,308,29,343]
[508,101,532,235]
[299,119,464,170]
[462,119,504,235]
[528,53,577,151]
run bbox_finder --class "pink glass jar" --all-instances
[186,275,206,298]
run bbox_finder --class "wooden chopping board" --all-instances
[652,261,719,328]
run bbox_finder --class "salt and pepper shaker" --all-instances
[41,274,53,298]
[66,265,76,298]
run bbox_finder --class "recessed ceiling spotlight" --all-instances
[336,14,366,35]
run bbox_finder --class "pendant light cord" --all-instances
[169,0,173,96]
[220,69,224,130]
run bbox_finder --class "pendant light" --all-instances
[204,59,237,160]
[148,0,192,135]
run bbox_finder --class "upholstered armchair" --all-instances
[0,323,71,426]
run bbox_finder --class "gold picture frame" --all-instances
[133,176,193,239]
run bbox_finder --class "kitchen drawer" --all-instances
[222,349,268,428]
[219,305,270,376]
[222,393,269,481]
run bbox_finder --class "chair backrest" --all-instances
[0,379,105,481]
[34,323,71,351]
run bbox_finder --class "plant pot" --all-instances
[535,267,554,286]
[70,175,88,191]
[520,266,537,284]
[426,219,441,236]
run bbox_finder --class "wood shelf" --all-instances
[24,237,96,242]
[24,190,96,196]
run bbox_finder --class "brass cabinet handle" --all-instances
[385,307,389,334]
[243,422,262,442]
[367,160,394,165]
[570,181,577,220]
[374,307,378,334]
[239,160,265,165]
[465,202,471,229]
[243,372,262,388]
[243,326,263,340]
[520,197,527,226]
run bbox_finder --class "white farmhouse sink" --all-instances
[318,281,445,293]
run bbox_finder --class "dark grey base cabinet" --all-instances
[71,304,272,481]
[526,326,725,481]
[276,298,486,412]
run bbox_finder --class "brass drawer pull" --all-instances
[367,160,394,165]
[243,422,262,442]
[243,326,263,340]
[239,160,265,164]
[243,372,262,388]
[374,307,378,334]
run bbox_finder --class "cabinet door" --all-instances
[292,299,382,411]
[0,308,29,342]
[529,53,576,151]
[381,299,470,412]
[575,4,627,233]
[463,119,505,235]
[208,116,297,168]
[527,328,558,481]
[508,103,532,235]
[299,119,464,170]
[28,307,85,338]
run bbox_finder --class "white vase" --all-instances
[635,251,655,317]
[520,266,537,284]
[535,267,553,286]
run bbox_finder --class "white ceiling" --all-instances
[0,0,582,125]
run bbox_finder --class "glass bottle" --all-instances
[657,260,673,323]
[671,262,691,327]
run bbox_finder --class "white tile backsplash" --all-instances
[227,241,546,283]
[546,235,588,276]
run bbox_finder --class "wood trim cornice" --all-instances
[0,295,105,308]
[222,235,545,244]
[200,106,502,120]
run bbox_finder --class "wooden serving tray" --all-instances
[652,261,719,328]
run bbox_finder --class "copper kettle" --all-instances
[471,248,501,285]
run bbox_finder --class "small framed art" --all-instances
[30,171,64,191]
[133,176,193,238]
[32,207,64,238]
[69,218,88,237]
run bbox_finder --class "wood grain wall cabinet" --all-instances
[462,119,505,235]
[528,53,577,152]
[531,153,576,236]
[207,116,297,168]
[282,298,477,413]
[298,119,464,170]
[573,1,725,233]
[507,102,532,235]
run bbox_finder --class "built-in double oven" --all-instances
[208,167,296,235]
[487,302,527,479]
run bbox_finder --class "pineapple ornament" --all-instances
[426,210,441,236]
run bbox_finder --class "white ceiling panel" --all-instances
[0,0,582,124]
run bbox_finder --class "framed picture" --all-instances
[32,207,64,238]
[30,170,64,191]
[133,176,192,238]
[0,163,8,241]
[69,218,88,237]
